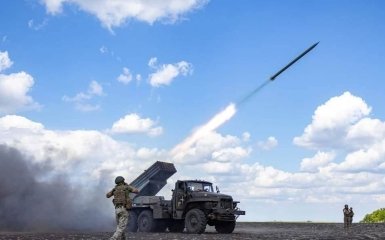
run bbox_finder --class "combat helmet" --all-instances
[115,176,125,184]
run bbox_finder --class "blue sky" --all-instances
[1,0,385,222]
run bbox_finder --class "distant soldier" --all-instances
[107,176,139,240]
[343,204,350,229]
[348,207,354,227]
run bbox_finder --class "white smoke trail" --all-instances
[171,103,237,161]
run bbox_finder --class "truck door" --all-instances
[172,181,186,216]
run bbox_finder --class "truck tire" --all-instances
[215,221,236,234]
[185,209,207,234]
[138,210,156,232]
[168,220,184,233]
[127,210,138,232]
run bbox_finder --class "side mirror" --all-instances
[216,186,220,193]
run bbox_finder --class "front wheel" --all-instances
[185,209,207,234]
[215,221,236,234]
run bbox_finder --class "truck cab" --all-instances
[172,180,245,233]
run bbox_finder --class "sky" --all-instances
[1,0,385,225]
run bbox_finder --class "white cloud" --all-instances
[42,0,66,14]
[89,80,103,95]
[62,80,104,111]
[346,118,385,148]
[28,19,48,31]
[209,159,385,203]
[117,68,142,85]
[257,136,278,150]
[148,57,158,68]
[336,140,385,172]
[0,52,40,114]
[202,161,234,174]
[300,151,335,172]
[0,115,44,131]
[0,115,162,183]
[373,194,385,203]
[293,92,385,174]
[109,113,163,137]
[40,0,209,30]
[136,74,142,83]
[212,147,250,162]
[172,130,249,165]
[0,51,13,72]
[242,132,251,142]
[136,147,167,160]
[99,46,108,54]
[294,92,371,149]
[63,80,104,102]
[148,58,193,87]
[117,67,133,84]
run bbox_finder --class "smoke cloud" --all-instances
[171,103,237,161]
[0,145,114,231]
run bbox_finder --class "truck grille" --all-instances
[220,199,233,209]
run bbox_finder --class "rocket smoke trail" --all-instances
[172,42,319,160]
[237,80,271,105]
[171,103,237,160]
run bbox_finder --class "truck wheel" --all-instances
[127,210,138,232]
[168,220,184,232]
[185,209,207,234]
[138,210,155,232]
[215,221,236,234]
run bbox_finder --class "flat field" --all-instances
[0,222,384,240]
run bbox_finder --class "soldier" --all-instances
[348,207,354,227]
[343,204,350,229]
[107,176,139,240]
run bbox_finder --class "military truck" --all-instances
[126,161,245,234]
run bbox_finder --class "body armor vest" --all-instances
[113,185,127,205]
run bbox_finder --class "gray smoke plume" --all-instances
[0,145,114,231]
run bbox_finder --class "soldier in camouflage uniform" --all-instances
[343,204,350,229]
[107,176,139,240]
[348,207,354,227]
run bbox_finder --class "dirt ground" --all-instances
[0,222,384,240]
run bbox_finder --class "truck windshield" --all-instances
[186,182,213,192]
